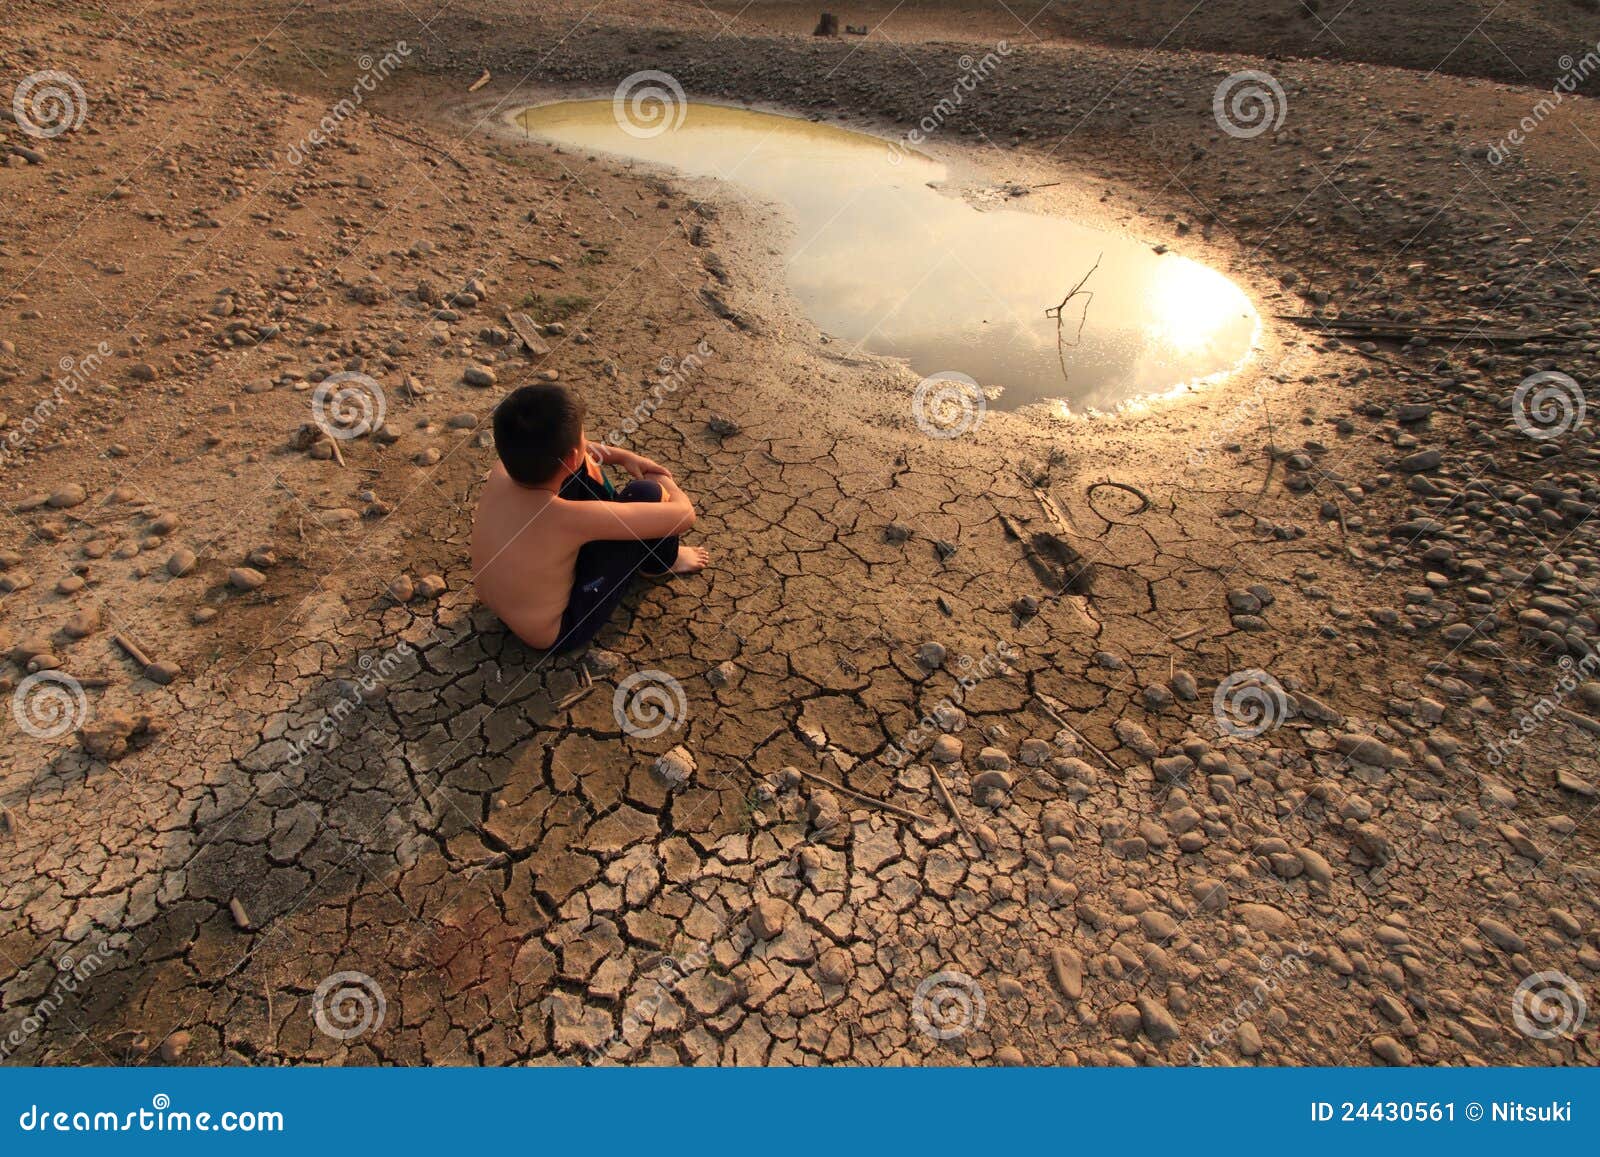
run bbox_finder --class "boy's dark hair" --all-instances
[492,384,585,485]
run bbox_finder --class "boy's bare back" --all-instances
[471,387,708,650]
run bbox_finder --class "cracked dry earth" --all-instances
[4,0,1600,1067]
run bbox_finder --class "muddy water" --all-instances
[517,99,1259,413]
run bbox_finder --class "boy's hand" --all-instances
[626,452,672,480]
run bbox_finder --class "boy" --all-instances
[472,384,709,651]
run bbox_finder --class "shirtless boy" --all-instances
[471,384,709,650]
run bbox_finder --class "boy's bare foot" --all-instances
[668,545,709,575]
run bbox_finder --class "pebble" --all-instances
[654,745,695,787]
[747,897,792,940]
[167,549,197,577]
[462,365,496,387]
[227,567,266,591]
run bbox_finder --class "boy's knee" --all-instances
[619,479,664,503]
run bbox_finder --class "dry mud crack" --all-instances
[1,0,1598,1067]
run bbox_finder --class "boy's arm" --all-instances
[597,444,672,479]
[568,485,696,542]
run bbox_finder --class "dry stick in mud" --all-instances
[1085,480,1152,519]
[927,760,979,854]
[1046,253,1101,386]
[793,767,934,825]
[1035,692,1123,774]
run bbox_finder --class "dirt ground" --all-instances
[1,0,1598,1066]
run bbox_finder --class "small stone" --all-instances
[1137,995,1181,1043]
[747,897,792,940]
[388,574,415,603]
[654,745,695,787]
[158,1031,191,1063]
[47,484,87,509]
[227,567,266,591]
[414,574,447,599]
[145,660,181,686]
[1370,1035,1412,1065]
[915,641,947,669]
[166,549,197,576]
[62,608,101,639]
[462,365,497,387]
[1050,946,1083,999]
[1474,916,1525,954]
[993,1045,1025,1066]
[929,735,962,764]
[1237,903,1296,937]
[817,946,854,985]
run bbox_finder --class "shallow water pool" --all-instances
[517,99,1259,413]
